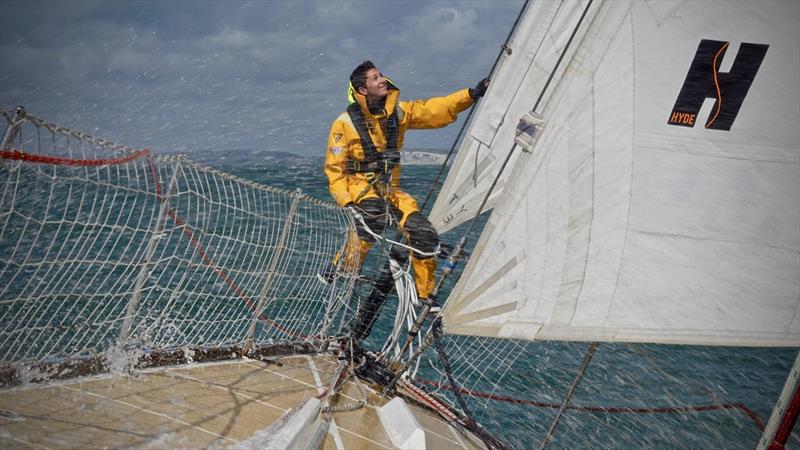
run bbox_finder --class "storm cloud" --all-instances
[0,1,523,156]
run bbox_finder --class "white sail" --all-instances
[442,0,800,347]
[428,0,592,234]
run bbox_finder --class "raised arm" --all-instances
[401,78,489,129]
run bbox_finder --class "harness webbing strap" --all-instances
[346,102,400,175]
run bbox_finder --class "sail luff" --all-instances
[429,0,593,233]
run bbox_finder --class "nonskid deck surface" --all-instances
[320,374,483,450]
[0,355,482,449]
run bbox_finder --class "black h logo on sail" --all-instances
[668,39,768,131]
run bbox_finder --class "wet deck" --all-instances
[0,355,483,449]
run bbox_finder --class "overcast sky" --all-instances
[0,0,524,157]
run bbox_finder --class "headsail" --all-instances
[428,0,591,233]
[441,0,800,347]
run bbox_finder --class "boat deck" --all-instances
[0,355,483,449]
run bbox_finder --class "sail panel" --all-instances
[442,0,800,347]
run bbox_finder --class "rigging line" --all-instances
[533,0,594,113]
[431,320,475,423]
[352,210,438,257]
[457,0,595,241]
[1,107,26,152]
[413,377,766,430]
[624,342,767,433]
[427,0,598,315]
[419,0,532,213]
[404,369,510,450]
[0,148,150,166]
[539,341,598,450]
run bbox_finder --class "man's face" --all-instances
[359,68,388,99]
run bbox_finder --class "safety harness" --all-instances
[345,101,401,181]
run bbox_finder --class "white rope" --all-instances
[376,259,423,377]
[348,207,439,258]
[348,206,432,377]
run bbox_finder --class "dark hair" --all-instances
[349,60,376,92]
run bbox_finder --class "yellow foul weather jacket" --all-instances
[324,83,474,225]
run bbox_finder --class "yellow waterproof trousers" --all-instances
[335,195,438,299]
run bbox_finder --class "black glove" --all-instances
[469,77,490,99]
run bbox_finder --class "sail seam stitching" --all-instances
[606,3,637,324]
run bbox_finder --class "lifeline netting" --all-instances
[0,108,357,365]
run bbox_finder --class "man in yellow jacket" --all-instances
[323,60,488,300]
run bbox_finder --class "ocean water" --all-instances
[221,161,798,449]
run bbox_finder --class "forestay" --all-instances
[441,0,800,346]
